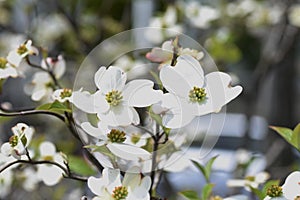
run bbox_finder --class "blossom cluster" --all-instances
[0,36,298,200]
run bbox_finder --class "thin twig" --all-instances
[0,110,66,122]
[0,159,87,182]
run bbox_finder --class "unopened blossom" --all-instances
[146,6,182,44]
[146,39,204,69]
[185,1,220,29]
[0,57,18,79]
[36,141,65,186]
[158,55,243,128]
[6,40,38,67]
[41,55,66,78]
[87,167,151,200]
[227,171,270,191]
[1,123,34,159]
[82,122,151,161]
[72,66,162,126]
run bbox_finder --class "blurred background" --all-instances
[0,0,299,199]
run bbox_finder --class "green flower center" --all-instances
[266,185,283,197]
[107,129,126,143]
[0,57,7,69]
[189,86,206,103]
[112,186,128,200]
[105,90,123,106]
[43,155,54,161]
[131,133,141,144]
[17,44,28,55]
[9,135,19,147]
[60,88,72,99]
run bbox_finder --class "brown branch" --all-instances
[0,109,66,122]
[0,159,87,182]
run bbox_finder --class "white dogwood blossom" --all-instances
[87,167,151,200]
[185,1,220,29]
[6,40,38,67]
[82,122,151,161]
[158,55,243,128]
[72,66,162,126]
[36,141,64,186]
[227,171,270,191]
[0,57,18,79]
[1,123,34,159]
[146,6,182,44]
[26,55,66,101]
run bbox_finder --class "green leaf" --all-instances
[292,123,300,150]
[205,156,218,181]
[192,156,218,183]
[270,124,300,151]
[180,190,200,200]
[36,101,71,113]
[250,186,264,200]
[262,180,280,198]
[36,103,53,110]
[191,160,207,182]
[68,155,96,176]
[49,101,71,112]
[201,183,214,200]
[270,126,293,142]
[85,144,115,160]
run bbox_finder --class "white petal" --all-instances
[88,176,107,196]
[37,165,63,186]
[204,72,243,113]
[32,89,47,101]
[131,176,152,199]
[7,51,22,67]
[0,67,18,79]
[96,66,126,94]
[1,143,12,156]
[123,79,162,107]
[98,105,133,126]
[130,107,140,125]
[81,122,108,140]
[224,195,249,200]
[175,55,204,86]
[123,170,141,189]
[282,171,300,199]
[39,141,56,156]
[161,93,196,129]
[107,143,151,161]
[72,90,109,114]
[160,55,204,98]
[53,55,66,78]
[94,67,106,89]
[105,168,122,193]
